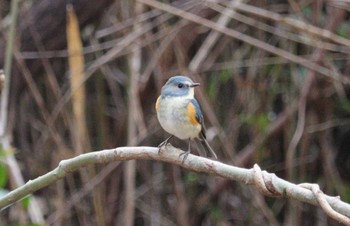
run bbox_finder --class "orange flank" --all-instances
[187,102,199,125]
[156,96,161,111]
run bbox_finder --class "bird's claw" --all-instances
[179,150,190,164]
[158,142,166,154]
[158,136,173,154]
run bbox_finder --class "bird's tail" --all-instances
[199,134,217,159]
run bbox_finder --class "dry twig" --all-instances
[138,0,348,83]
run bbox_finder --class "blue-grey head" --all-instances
[161,76,200,98]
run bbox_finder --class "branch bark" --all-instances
[0,146,349,225]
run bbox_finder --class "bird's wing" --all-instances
[188,99,218,159]
[187,99,206,138]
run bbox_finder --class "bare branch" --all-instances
[0,146,349,225]
[300,183,350,225]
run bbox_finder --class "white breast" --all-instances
[157,96,201,140]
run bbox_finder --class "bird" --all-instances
[155,75,218,163]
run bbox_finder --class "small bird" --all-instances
[156,75,218,162]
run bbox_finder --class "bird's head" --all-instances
[161,75,200,98]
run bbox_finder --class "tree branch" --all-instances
[0,146,350,225]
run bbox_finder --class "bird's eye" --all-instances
[177,83,183,88]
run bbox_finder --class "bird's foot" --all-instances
[158,135,173,154]
[157,141,167,154]
[179,150,190,164]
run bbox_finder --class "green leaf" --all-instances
[185,172,198,185]
[337,23,349,38]
[208,70,232,99]
[239,113,269,132]
[21,195,31,210]
[344,186,350,203]
[208,77,219,99]
[0,163,7,188]
[210,205,222,222]
[302,6,312,18]
[256,113,269,131]
[0,148,12,158]
[219,69,231,83]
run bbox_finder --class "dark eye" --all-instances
[177,83,183,88]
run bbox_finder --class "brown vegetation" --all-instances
[1,0,350,225]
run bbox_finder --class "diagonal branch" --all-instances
[0,146,349,224]
[138,0,349,84]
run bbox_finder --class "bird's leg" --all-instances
[179,139,191,164]
[158,135,174,154]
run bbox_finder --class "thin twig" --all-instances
[189,0,245,71]
[124,2,145,226]
[138,0,348,84]
[0,0,44,223]
[286,6,346,180]
[300,183,350,225]
[207,2,350,54]
[223,0,350,48]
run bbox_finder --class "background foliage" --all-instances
[1,0,350,225]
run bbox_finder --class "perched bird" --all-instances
[156,75,217,162]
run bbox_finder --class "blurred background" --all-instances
[0,0,350,225]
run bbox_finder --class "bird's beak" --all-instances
[190,83,200,87]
